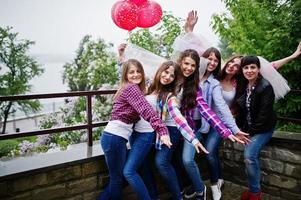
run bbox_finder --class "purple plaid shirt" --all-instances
[111,84,168,136]
[184,88,232,139]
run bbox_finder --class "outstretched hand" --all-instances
[160,134,172,148]
[235,131,251,145]
[228,133,248,144]
[291,41,301,59]
[194,141,209,154]
[184,10,198,33]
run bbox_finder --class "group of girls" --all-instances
[98,10,301,200]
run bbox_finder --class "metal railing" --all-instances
[277,89,301,125]
[0,89,300,147]
[0,90,117,146]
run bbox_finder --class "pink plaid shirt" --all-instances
[111,84,168,136]
[184,89,232,139]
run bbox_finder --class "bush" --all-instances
[0,140,19,157]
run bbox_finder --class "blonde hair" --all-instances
[114,59,146,100]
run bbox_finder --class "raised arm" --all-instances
[184,10,198,33]
[116,43,127,79]
[272,41,301,70]
[118,43,127,63]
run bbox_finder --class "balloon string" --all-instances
[125,31,132,43]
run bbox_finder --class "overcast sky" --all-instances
[0,0,227,55]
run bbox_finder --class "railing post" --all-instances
[87,95,93,146]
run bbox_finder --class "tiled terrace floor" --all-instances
[124,180,276,200]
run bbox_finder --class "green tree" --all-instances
[62,35,118,91]
[129,11,182,58]
[212,0,301,124]
[218,38,234,60]
[0,27,44,134]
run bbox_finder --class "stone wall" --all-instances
[0,132,300,200]
[0,157,110,200]
[220,132,301,200]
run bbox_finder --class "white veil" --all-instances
[171,32,211,61]
[199,57,208,79]
[124,43,166,80]
[258,56,290,100]
[123,32,211,80]
[171,32,210,79]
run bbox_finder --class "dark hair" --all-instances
[218,55,243,81]
[148,61,180,97]
[240,55,261,69]
[202,47,221,78]
[177,49,200,110]
[235,55,261,101]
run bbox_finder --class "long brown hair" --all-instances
[177,49,200,110]
[114,59,146,100]
[148,61,180,96]
[218,54,243,81]
[202,47,221,78]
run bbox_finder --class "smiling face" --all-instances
[207,52,219,72]
[225,57,241,76]
[242,63,260,83]
[126,64,143,85]
[180,56,196,77]
[160,65,175,85]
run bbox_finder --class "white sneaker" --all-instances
[217,179,224,190]
[211,185,221,200]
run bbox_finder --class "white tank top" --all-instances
[134,95,157,132]
[222,89,236,106]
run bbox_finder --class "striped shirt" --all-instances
[110,84,168,136]
[155,95,199,149]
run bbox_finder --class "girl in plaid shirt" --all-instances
[172,49,244,200]
[123,61,207,200]
[98,59,171,200]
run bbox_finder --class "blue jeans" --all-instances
[123,131,157,200]
[98,132,127,200]
[155,126,183,200]
[244,130,273,193]
[182,119,207,193]
[204,128,223,184]
[182,131,205,193]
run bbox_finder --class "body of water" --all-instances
[6,55,71,120]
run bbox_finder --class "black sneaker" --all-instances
[195,186,206,200]
[184,186,196,199]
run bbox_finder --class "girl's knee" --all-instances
[155,156,166,169]
[182,156,195,166]
[123,165,134,178]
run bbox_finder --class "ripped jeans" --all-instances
[244,130,273,193]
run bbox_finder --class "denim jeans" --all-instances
[244,130,273,193]
[204,128,223,184]
[155,126,183,200]
[98,132,128,200]
[182,131,205,193]
[123,131,157,200]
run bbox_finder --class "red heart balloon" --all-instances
[127,0,148,6]
[111,0,139,31]
[137,1,162,28]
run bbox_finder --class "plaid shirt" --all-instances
[155,94,198,149]
[184,89,232,139]
[111,84,168,136]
